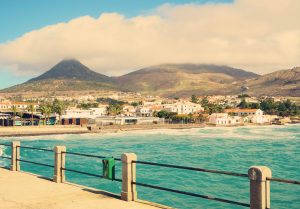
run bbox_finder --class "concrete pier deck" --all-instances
[0,168,165,209]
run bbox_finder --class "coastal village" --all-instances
[0,92,299,129]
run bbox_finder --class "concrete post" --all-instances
[121,153,137,201]
[11,141,20,171]
[53,146,66,183]
[248,166,272,209]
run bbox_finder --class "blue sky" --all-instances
[0,0,232,89]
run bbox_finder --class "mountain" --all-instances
[2,59,300,97]
[243,67,300,96]
[29,59,111,83]
[2,59,117,92]
[114,64,259,97]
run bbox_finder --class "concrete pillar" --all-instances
[53,146,66,183]
[248,166,272,209]
[11,141,20,171]
[121,153,137,201]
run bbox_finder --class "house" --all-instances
[163,101,204,115]
[0,102,39,111]
[224,109,271,124]
[122,105,136,116]
[224,109,263,117]
[208,113,243,126]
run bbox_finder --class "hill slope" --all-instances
[2,60,300,97]
[2,59,116,92]
[114,64,259,96]
[29,59,111,83]
[244,67,300,96]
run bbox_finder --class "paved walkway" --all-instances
[0,168,165,209]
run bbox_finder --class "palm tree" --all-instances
[11,105,18,126]
[19,111,24,126]
[40,105,48,125]
[27,104,35,126]
[52,99,66,125]
[106,104,123,116]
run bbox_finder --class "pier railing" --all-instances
[0,141,299,209]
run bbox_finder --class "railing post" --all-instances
[11,141,20,171]
[121,153,137,201]
[53,146,66,183]
[248,166,272,209]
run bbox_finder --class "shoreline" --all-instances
[0,123,299,137]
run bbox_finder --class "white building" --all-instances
[0,102,39,111]
[225,109,264,124]
[208,113,243,126]
[163,101,204,115]
[62,106,108,119]
[122,105,137,116]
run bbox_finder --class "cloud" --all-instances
[0,0,299,77]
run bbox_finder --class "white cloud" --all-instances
[0,0,299,77]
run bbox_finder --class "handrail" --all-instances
[133,160,248,178]
[61,167,122,182]
[17,145,53,152]
[267,177,300,185]
[0,156,11,160]
[17,159,54,168]
[133,181,250,207]
[0,143,11,146]
[62,151,121,161]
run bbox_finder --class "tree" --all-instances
[40,105,51,125]
[52,99,66,125]
[131,102,139,107]
[200,97,209,107]
[191,95,198,104]
[237,98,249,109]
[27,104,35,126]
[106,104,123,116]
[11,105,18,126]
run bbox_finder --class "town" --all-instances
[0,91,299,129]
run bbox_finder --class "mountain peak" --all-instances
[28,59,111,83]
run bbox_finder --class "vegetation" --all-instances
[200,96,224,114]
[77,102,98,109]
[27,104,35,126]
[236,98,300,116]
[52,99,67,124]
[40,104,52,125]
[191,95,198,104]
[106,103,123,116]
[97,98,126,105]
[11,105,18,126]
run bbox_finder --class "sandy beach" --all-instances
[0,124,205,137]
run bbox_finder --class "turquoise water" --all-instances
[1,125,300,209]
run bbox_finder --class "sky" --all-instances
[0,0,299,89]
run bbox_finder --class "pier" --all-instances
[1,141,299,209]
[0,168,162,209]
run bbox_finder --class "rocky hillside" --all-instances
[2,59,300,97]
[243,67,300,96]
[114,64,259,97]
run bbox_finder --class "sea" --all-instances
[0,125,299,209]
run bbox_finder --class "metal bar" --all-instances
[267,177,300,185]
[0,156,11,159]
[133,181,250,207]
[114,177,122,182]
[17,159,54,168]
[17,145,53,152]
[62,167,104,178]
[62,167,121,182]
[62,151,106,159]
[133,160,248,178]
[0,143,11,146]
